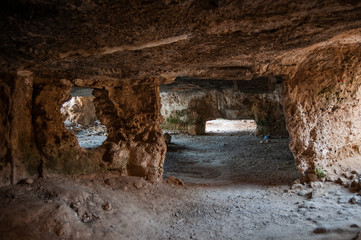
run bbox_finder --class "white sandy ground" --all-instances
[1,123,361,239]
[205,119,257,134]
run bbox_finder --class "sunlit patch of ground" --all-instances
[205,119,256,134]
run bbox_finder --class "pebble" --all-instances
[70,201,81,211]
[310,181,323,189]
[18,178,34,185]
[349,195,361,204]
[81,212,91,223]
[167,176,184,186]
[104,179,111,185]
[291,183,303,190]
[298,190,311,196]
[103,202,112,211]
[313,226,327,234]
[349,179,361,191]
[25,178,34,184]
[134,180,143,189]
[298,202,316,209]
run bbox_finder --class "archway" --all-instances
[160,78,298,185]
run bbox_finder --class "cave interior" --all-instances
[1,0,361,239]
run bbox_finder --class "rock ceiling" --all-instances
[0,0,360,84]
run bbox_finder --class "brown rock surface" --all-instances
[0,71,40,186]
[93,82,166,181]
[0,1,361,183]
[280,30,361,176]
[161,79,287,136]
[0,1,360,82]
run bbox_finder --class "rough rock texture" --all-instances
[0,71,40,185]
[61,96,97,126]
[0,73,166,185]
[31,80,103,177]
[279,30,361,178]
[0,1,360,82]
[0,0,361,183]
[161,79,287,136]
[93,83,166,181]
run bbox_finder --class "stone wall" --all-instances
[0,74,11,186]
[0,73,166,186]
[282,31,361,180]
[160,85,288,136]
[0,0,360,185]
[0,71,41,185]
[93,83,166,182]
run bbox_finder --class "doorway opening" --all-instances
[164,119,296,185]
[205,119,257,135]
[61,87,107,149]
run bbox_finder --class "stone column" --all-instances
[0,73,13,186]
[0,71,41,186]
[283,42,361,180]
[93,81,166,181]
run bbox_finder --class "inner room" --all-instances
[1,1,361,239]
[160,77,298,185]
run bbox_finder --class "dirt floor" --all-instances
[64,120,107,149]
[164,119,293,185]
[1,123,361,239]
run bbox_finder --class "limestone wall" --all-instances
[93,83,166,181]
[281,31,361,180]
[160,85,288,136]
[0,73,166,186]
[0,71,40,185]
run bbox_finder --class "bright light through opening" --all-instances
[61,96,108,149]
[205,119,256,134]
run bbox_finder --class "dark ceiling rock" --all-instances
[0,0,360,83]
[160,76,278,94]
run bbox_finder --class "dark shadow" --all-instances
[163,133,299,186]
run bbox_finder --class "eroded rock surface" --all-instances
[1,1,360,82]
[93,83,166,181]
[161,78,287,136]
[0,1,361,184]
[0,73,166,185]
[280,31,361,179]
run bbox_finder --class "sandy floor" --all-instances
[1,131,361,240]
[164,132,296,185]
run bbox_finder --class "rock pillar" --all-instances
[283,42,361,179]
[93,81,166,181]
